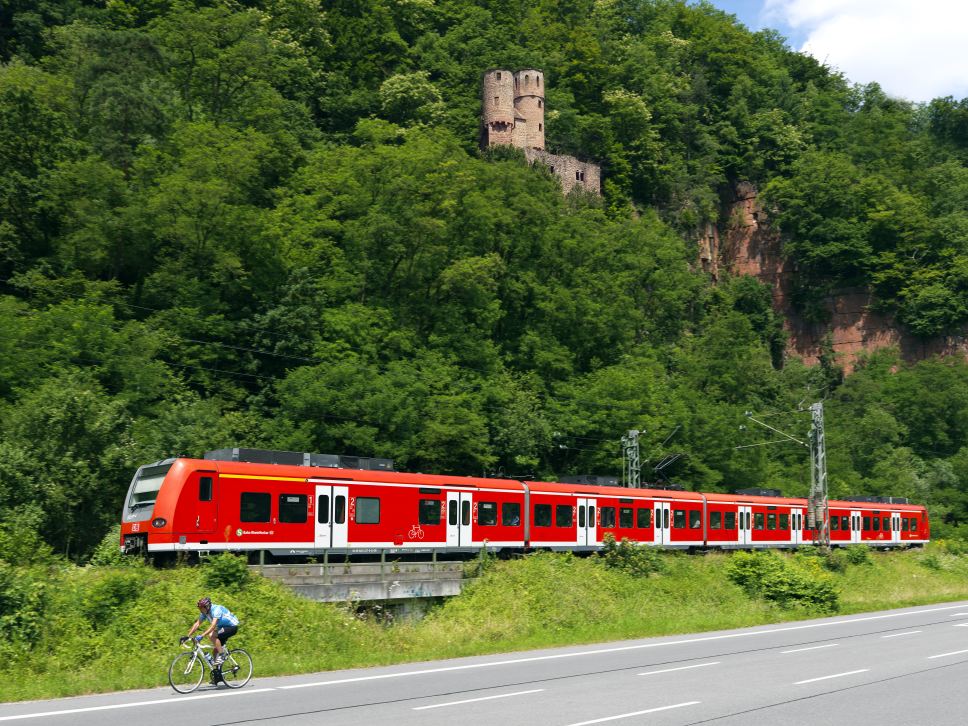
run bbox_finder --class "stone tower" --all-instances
[512,69,545,150]
[482,70,516,146]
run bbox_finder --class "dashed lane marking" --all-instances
[782,644,839,654]
[638,662,720,676]
[562,701,700,726]
[412,688,544,710]
[882,630,922,637]
[795,669,870,685]
[0,688,276,722]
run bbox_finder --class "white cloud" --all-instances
[764,0,968,103]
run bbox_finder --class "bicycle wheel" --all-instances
[169,652,205,693]
[220,648,253,688]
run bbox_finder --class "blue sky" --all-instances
[700,0,968,103]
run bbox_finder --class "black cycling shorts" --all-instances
[216,624,238,645]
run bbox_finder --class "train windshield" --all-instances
[126,462,172,511]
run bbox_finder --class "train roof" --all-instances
[527,480,704,500]
[178,458,526,491]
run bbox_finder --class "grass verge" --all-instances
[2,543,968,702]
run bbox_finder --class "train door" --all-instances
[850,510,862,544]
[654,501,671,545]
[446,491,474,547]
[196,472,218,533]
[314,485,349,549]
[738,506,752,546]
[891,512,901,544]
[791,507,803,546]
[577,498,597,546]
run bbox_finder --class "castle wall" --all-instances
[526,149,600,195]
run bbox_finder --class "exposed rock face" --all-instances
[717,183,968,372]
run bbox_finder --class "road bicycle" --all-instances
[168,635,254,693]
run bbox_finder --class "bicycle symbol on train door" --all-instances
[408,524,425,540]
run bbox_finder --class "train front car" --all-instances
[120,458,180,557]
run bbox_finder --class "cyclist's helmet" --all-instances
[197,597,211,609]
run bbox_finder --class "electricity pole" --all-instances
[621,429,641,488]
[807,402,830,550]
[737,403,830,552]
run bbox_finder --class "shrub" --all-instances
[726,550,838,613]
[843,544,871,565]
[82,569,146,628]
[597,534,666,576]
[203,553,250,591]
[88,525,130,567]
[823,549,847,572]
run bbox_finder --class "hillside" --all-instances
[1,0,968,565]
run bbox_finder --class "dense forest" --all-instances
[2,0,968,560]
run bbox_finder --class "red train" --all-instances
[120,449,929,561]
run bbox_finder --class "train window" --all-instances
[534,504,552,527]
[619,507,633,528]
[502,502,521,526]
[335,495,346,524]
[199,477,213,502]
[841,516,849,530]
[461,500,471,526]
[863,517,871,530]
[872,517,880,531]
[318,494,330,524]
[279,494,307,523]
[709,511,722,529]
[356,497,380,524]
[591,506,598,527]
[449,501,457,526]
[883,516,890,531]
[725,512,736,530]
[240,492,270,523]
[831,516,840,531]
[601,507,616,528]
[754,513,764,530]
[901,517,909,531]
[557,504,574,527]
[767,513,776,530]
[578,506,586,528]
[672,509,685,529]
[637,508,651,528]
[779,514,789,530]
[479,501,497,526]
[420,499,441,525]
[689,510,702,529]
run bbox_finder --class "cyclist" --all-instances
[182,597,239,666]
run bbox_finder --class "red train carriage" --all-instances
[121,449,930,560]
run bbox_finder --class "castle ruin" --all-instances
[481,69,600,195]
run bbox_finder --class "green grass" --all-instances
[2,545,968,702]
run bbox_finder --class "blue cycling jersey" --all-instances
[198,603,239,629]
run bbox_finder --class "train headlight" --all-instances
[151,518,167,528]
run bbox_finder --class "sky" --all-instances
[703,0,968,103]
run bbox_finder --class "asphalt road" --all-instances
[4,601,968,725]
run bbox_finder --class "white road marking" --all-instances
[795,669,870,685]
[562,701,700,725]
[928,649,968,659]
[882,630,922,638]
[638,662,720,676]
[413,688,543,710]
[0,688,275,722]
[949,613,968,617]
[278,603,968,690]
[782,644,838,653]
[953,623,968,627]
